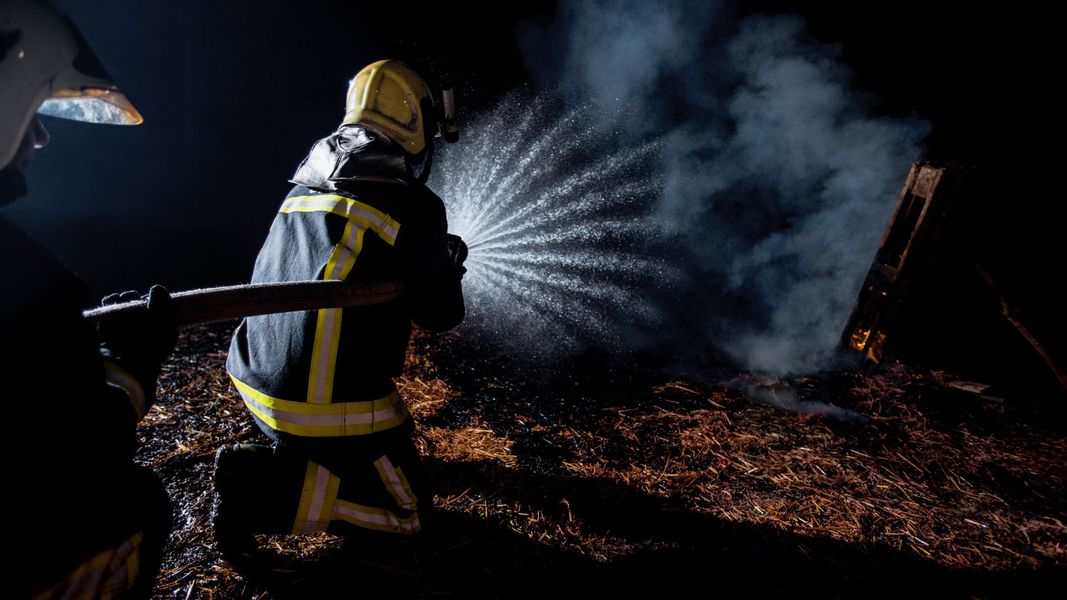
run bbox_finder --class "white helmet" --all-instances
[0,0,142,168]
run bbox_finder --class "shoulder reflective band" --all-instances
[280,195,401,246]
[229,375,410,437]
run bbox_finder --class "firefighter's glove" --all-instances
[97,285,178,400]
[446,233,468,277]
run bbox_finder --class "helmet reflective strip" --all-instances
[280,195,400,245]
[356,68,376,110]
[292,462,339,534]
[374,455,417,511]
[230,374,409,437]
[332,499,421,534]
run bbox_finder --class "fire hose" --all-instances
[83,280,405,327]
[83,235,464,327]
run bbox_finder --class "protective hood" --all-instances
[290,125,413,191]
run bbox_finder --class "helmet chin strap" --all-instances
[405,145,433,185]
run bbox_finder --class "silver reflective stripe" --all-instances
[306,464,331,530]
[242,393,403,426]
[307,307,342,405]
[307,221,366,405]
[229,375,410,437]
[332,500,421,534]
[293,462,336,534]
[376,455,416,510]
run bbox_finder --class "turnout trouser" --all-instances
[212,429,429,554]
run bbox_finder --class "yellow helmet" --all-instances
[343,60,433,156]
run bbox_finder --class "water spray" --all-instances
[431,94,681,354]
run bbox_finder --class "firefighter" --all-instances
[218,60,466,566]
[1,1,176,597]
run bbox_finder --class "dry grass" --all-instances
[141,323,1067,599]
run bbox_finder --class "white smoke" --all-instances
[521,1,929,375]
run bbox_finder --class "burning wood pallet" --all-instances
[841,161,970,364]
[841,162,1066,400]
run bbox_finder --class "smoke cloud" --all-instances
[519,0,929,375]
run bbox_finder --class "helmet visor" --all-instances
[37,87,143,125]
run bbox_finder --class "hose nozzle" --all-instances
[446,233,468,268]
[440,85,459,143]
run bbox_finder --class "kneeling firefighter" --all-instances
[218,60,467,564]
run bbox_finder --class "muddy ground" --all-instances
[138,322,1067,599]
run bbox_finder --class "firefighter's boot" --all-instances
[212,443,265,566]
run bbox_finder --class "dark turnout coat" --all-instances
[2,214,168,598]
[225,125,464,467]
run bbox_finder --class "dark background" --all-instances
[6,1,1057,363]
[10,0,555,297]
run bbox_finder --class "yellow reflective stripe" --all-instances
[306,307,340,404]
[102,533,140,600]
[121,535,139,598]
[307,222,366,405]
[33,532,142,600]
[282,194,400,411]
[280,194,400,245]
[239,392,408,437]
[292,461,341,534]
[375,455,417,511]
[230,375,410,437]
[329,220,367,282]
[293,461,320,533]
[102,360,146,420]
[292,463,419,535]
[42,549,111,600]
[332,499,421,534]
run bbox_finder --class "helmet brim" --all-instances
[38,87,143,125]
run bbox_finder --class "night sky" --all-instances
[4,0,1051,303]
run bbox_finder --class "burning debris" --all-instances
[139,322,1066,598]
[842,162,971,364]
[842,161,1066,402]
